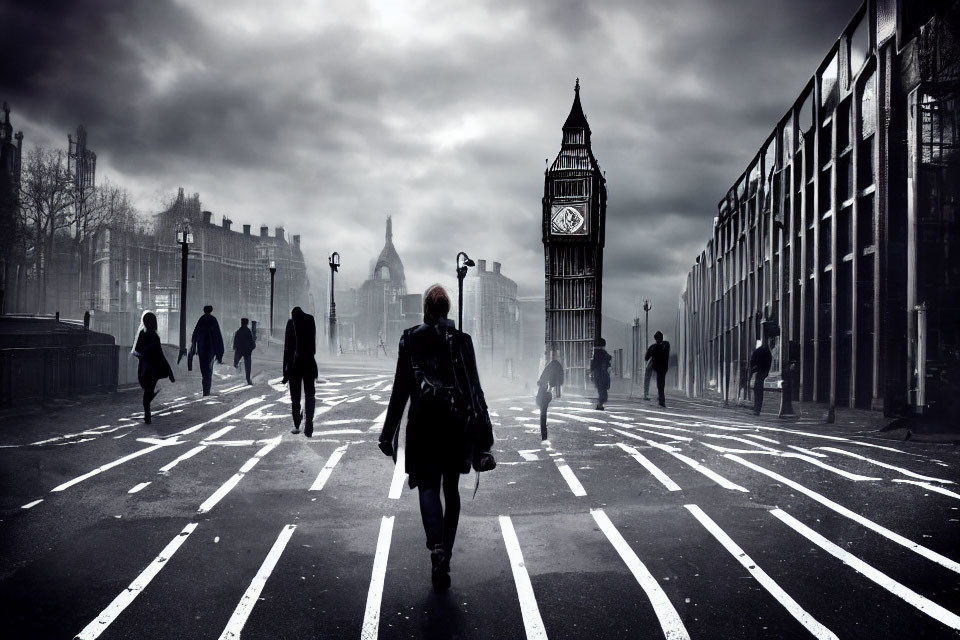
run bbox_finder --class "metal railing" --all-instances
[0,343,119,407]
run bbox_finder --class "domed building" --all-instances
[355,217,412,353]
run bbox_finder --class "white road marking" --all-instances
[740,433,781,444]
[550,411,607,424]
[685,504,838,639]
[555,461,587,496]
[702,433,779,452]
[360,516,395,640]
[21,499,43,509]
[242,403,289,420]
[170,397,265,437]
[321,419,367,425]
[633,427,693,441]
[388,445,407,499]
[518,449,540,462]
[368,408,388,432]
[726,454,960,574]
[203,425,236,442]
[313,429,363,436]
[51,441,181,492]
[310,444,349,491]
[74,522,198,640]
[197,439,281,514]
[128,482,151,494]
[159,445,207,473]
[499,515,548,639]
[616,443,681,491]
[771,508,960,631]
[218,524,297,640]
[786,444,828,458]
[892,479,960,500]
[591,509,689,640]
[816,447,955,484]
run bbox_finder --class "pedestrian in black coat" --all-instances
[645,330,671,408]
[233,318,256,385]
[590,338,612,410]
[133,311,175,424]
[378,285,495,591]
[537,347,564,441]
[749,340,773,416]
[191,305,224,396]
[283,306,318,437]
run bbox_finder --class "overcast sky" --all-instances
[1,0,860,332]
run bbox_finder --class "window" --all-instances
[849,15,870,77]
[821,53,839,116]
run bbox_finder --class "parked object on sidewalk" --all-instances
[232,318,256,385]
[378,284,495,591]
[645,331,670,408]
[590,338,612,410]
[133,311,175,424]
[537,347,564,441]
[750,340,773,416]
[191,305,224,396]
[283,306,318,437]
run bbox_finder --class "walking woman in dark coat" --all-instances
[378,285,495,590]
[132,311,175,424]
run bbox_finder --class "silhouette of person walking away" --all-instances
[590,338,612,410]
[133,311,175,424]
[537,346,564,441]
[378,285,495,591]
[283,306,318,437]
[749,339,773,416]
[233,318,256,385]
[645,330,671,408]
[191,305,224,396]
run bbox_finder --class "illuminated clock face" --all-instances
[551,204,587,235]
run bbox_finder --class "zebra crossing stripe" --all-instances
[591,509,690,640]
[310,444,348,491]
[360,516,395,640]
[770,508,960,631]
[388,446,407,499]
[684,505,838,639]
[159,445,207,473]
[815,447,955,484]
[74,523,198,640]
[555,461,587,496]
[891,479,960,500]
[499,515,548,639]
[616,443,681,491]
[218,524,297,640]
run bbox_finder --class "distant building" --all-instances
[542,79,607,388]
[462,259,520,377]
[0,103,23,313]
[676,1,960,418]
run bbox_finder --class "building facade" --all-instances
[676,0,960,418]
[542,80,607,388]
[462,259,520,378]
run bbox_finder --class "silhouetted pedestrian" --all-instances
[378,285,495,591]
[283,306,318,437]
[191,305,224,396]
[590,338,612,410]
[645,331,671,407]
[749,339,773,416]
[133,311,175,424]
[233,318,256,385]
[537,347,564,441]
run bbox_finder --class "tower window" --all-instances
[554,180,586,198]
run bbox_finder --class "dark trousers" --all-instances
[644,366,653,398]
[234,353,252,383]
[539,401,550,441]
[753,376,766,415]
[289,372,316,427]
[656,369,666,406]
[417,469,461,558]
[596,385,608,406]
[140,375,158,421]
[199,356,214,395]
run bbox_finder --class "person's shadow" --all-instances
[420,588,466,639]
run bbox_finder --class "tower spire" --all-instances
[386,216,392,244]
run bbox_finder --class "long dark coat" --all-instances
[590,348,612,391]
[233,326,256,357]
[379,319,494,489]
[283,310,318,379]
[192,313,224,361]
[134,331,173,386]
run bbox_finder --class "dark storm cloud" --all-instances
[1,0,861,333]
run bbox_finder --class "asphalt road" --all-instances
[1,358,959,639]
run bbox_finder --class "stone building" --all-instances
[676,0,960,419]
[462,259,520,377]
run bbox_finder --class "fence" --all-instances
[0,343,119,407]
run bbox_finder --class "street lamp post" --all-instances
[642,299,652,400]
[268,260,277,340]
[328,252,340,357]
[176,226,194,364]
[456,251,475,331]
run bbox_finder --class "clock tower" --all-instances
[542,79,606,388]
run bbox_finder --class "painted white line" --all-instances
[610,427,681,452]
[218,524,297,640]
[726,454,960,574]
[702,433,779,452]
[51,441,180,492]
[518,449,540,462]
[159,445,207,473]
[203,425,236,442]
[685,504,837,639]
[74,522,198,640]
[555,461,587,496]
[740,433,781,444]
[499,515,548,639]
[669,449,749,492]
[170,397,265,437]
[360,516,395,640]
[629,427,693,441]
[616,443,681,491]
[321,419,367,425]
[128,482,151,494]
[816,447,955,484]
[786,444,828,458]
[388,446,407,499]
[313,429,363,436]
[771,508,960,631]
[197,439,281,514]
[591,509,689,640]
[892,479,960,500]
[310,444,349,491]
[21,499,43,509]
[550,411,607,424]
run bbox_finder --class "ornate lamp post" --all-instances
[175,224,194,364]
[642,299,652,400]
[268,260,277,340]
[328,252,340,356]
[456,251,475,331]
